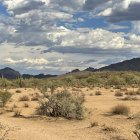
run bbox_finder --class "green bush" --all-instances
[86,76,100,86]
[37,91,85,120]
[0,91,12,107]
[107,76,126,86]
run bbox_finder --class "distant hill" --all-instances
[22,74,57,79]
[99,58,140,71]
[0,67,57,79]
[68,58,140,74]
[84,67,96,72]
[0,67,21,79]
[0,58,140,79]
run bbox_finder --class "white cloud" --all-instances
[46,27,127,49]
[99,0,140,22]
[5,58,48,65]
[0,0,140,74]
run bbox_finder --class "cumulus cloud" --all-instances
[5,58,48,65]
[0,0,140,74]
[83,0,110,10]
[99,0,140,22]
[3,0,45,15]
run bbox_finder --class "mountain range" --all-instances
[0,58,140,79]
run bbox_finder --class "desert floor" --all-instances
[0,87,140,140]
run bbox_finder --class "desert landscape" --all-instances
[0,0,140,139]
[0,71,140,140]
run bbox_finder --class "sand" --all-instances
[0,87,140,140]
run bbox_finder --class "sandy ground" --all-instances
[0,87,140,140]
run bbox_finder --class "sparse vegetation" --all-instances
[122,96,138,101]
[111,136,127,140]
[102,124,116,132]
[0,91,12,107]
[115,91,123,97]
[31,96,38,101]
[89,93,94,96]
[125,91,136,96]
[19,95,29,101]
[13,110,22,117]
[110,104,130,115]
[90,121,98,127]
[0,71,139,139]
[16,90,21,93]
[136,122,140,131]
[95,91,102,96]
[23,103,29,108]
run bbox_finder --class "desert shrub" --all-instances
[0,91,12,107]
[89,93,94,96]
[110,104,130,115]
[90,121,98,127]
[16,78,26,88]
[37,91,85,120]
[19,95,29,101]
[102,125,116,132]
[125,91,136,96]
[136,121,140,130]
[136,89,140,95]
[62,76,77,86]
[13,104,18,108]
[122,96,138,101]
[86,76,100,86]
[115,91,123,97]
[13,110,21,117]
[16,90,21,93]
[95,91,102,96]
[50,85,55,95]
[114,85,122,89]
[38,85,48,95]
[107,76,126,86]
[0,78,11,89]
[23,103,29,108]
[111,136,127,140]
[120,87,128,92]
[31,96,38,101]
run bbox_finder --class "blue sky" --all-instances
[0,0,140,74]
[0,2,8,15]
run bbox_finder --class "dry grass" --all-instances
[89,93,94,96]
[122,96,138,101]
[19,95,29,101]
[111,136,127,140]
[115,91,123,97]
[31,96,38,101]
[110,104,130,115]
[125,91,137,96]
[16,90,22,93]
[102,125,116,132]
[95,91,102,96]
[13,110,22,117]
[90,121,98,127]
[23,103,29,108]
[135,121,140,130]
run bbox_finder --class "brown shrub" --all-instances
[110,104,130,115]
[19,95,29,101]
[115,91,123,97]
[95,91,102,96]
